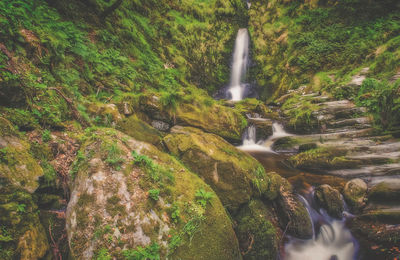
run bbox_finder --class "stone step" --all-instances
[326,117,371,129]
[327,163,400,178]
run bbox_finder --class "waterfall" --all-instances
[228,28,249,101]
[285,190,357,260]
[243,125,257,146]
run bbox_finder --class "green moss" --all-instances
[235,200,278,260]
[289,147,359,170]
[117,115,162,148]
[0,139,44,193]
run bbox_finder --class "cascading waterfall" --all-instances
[239,122,291,151]
[228,28,250,101]
[284,190,357,260]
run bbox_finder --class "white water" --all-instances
[285,193,357,260]
[228,28,249,101]
[239,122,291,152]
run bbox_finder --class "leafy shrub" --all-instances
[356,78,400,129]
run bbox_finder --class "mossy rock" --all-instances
[233,98,278,119]
[164,126,266,211]
[86,102,123,126]
[66,128,241,260]
[235,200,279,260]
[343,178,367,212]
[276,185,313,239]
[289,147,359,171]
[0,180,49,260]
[368,181,400,202]
[176,103,247,142]
[349,217,400,259]
[117,115,163,148]
[298,143,318,153]
[314,184,344,218]
[0,136,44,193]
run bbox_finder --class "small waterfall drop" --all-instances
[284,190,357,260]
[228,28,250,101]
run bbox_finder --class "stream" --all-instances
[227,26,369,259]
[240,123,358,260]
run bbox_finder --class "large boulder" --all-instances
[314,184,344,218]
[0,181,49,260]
[276,180,313,239]
[163,126,266,211]
[66,128,241,260]
[343,178,367,212]
[0,130,43,194]
[235,200,279,260]
[176,103,247,142]
[117,115,163,148]
[368,181,400,202]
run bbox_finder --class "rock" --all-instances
[66,128,241,260]
[163,126,266,211]
[349,217,400,260]
[343,178,367,212]
[0,181,49,259]
[298,143,318,153]
[176,103,247,142]
[233,98,278,119]
[276,183,313,239]
[235,200,278,260]
[122,102,133,115]
[368,180,400,202]
[247,118,273,140]
[289,147,359,171]
[86,102,123,125]
[314,184,344,218]
[0,136,44,193]
[151,120,170,131]
[117,115,163,148]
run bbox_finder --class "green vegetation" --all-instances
[355,78,400,129]
[148,189,160,201]
[131,151,173,184]
[104,142,124,170]
[195,188,214,208]
[250,0,400,98]
[122,242,160,260]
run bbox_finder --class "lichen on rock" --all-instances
[66,128,241,259]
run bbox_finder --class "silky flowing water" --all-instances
[241,124,358,260]
[228,28,249,101]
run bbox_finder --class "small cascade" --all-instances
[284,189,357,260]
[228,28,250,101]
[242,124,257,146]
[263,123,292,150]
[239,125,272,151]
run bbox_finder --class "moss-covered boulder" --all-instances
[235,200,279,260]
[233,98,278,119]
[86,102,123,126]
[163,126,266,211]
[368,181,400,202]
[289,147,359,171]
[276,182,313,239]
[176,103,247,141]
[66,128,241,260]
[117,115,163,148]
[343,178,367,212]
[314,184,344,218]
[349,217,400,259]
[0,135,44,193]
[0,180,49,260]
